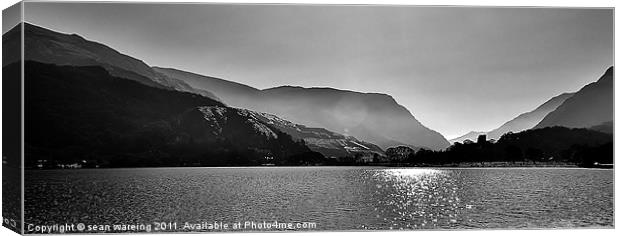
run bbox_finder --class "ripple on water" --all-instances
[25,167,613,231]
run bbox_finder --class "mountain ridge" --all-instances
[451,66,613,144]
[6,22,221,102]
[155,67,450,150]
[20,61,323,167]
[7,23,389,159]
[450,92,574,144]
[485,92,575,139]
[535,66,613,129]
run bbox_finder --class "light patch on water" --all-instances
[369,168,461,230]
[379,168,444,178]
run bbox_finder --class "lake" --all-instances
[24,167,613,232]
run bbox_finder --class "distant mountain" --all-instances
[451,67,613,143]
[588,121,613,134]
[450,93,575,144]
[535,67,613,129]
[4,23,220,101]
[20,61,322,167]
[486,93,574,140]
[449,131,486,144]
[152,68,385,157]
[154,68,450,150]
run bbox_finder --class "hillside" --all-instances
[4,23,220,101]
[535,67,613,129]
[21,61,322,167]
[155,68,451,150]
[486,92,574,139]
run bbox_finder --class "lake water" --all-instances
[25,167,613,232]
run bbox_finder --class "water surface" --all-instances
[25,167,613,231]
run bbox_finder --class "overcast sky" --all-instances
[21,2,613,139]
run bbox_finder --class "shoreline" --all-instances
[380,161,581,168]
[25,162,614,170]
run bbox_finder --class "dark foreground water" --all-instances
[25,167,613,232]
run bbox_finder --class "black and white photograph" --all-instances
[0,0,615,234]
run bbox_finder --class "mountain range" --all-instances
[6,22,613,166]
[11,22,451,156]
[451,66,613,144]
[154,67,450,150]
[5,23,404,165]
[19,60,326,167]
[450,92,575,143]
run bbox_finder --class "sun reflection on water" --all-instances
[380,168,444,178]
[368,168,463,230]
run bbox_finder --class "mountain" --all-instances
[7,23,381,160]
[535,67,613,129]
[258,86,451,150]
[153,67,260,108]
[179,105,384,158]
[154,68,450,150]
[240,109,385,157]
[486,93,574,139]
[12,22,448,150]
[449,131,486,144]
[20,61,323,167]
[4,23,220,101]
[177,106,323,165]
[588,121,613,134]
[450,92,574,144]
[450,67,613,143]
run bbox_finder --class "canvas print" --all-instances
[1,1,614,234]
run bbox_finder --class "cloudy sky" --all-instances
[20,2,613,139]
